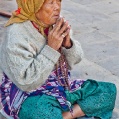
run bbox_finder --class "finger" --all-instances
[51,18,63,38]
[48,27,54,39]
[59,21,69,35]
[61,26,70,38]
[53,17,64,32]
[65,33,70,40]
[65,25,71,36]
[49,18,60,33]
[60,28,70,39]
[65,27,71,37]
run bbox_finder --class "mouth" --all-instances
[53,14,60,18]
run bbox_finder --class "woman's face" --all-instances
[35,0,61,26]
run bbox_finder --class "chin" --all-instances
[48,17,59,26]
[51,18,58,25]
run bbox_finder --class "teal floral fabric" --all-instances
[19,79,117,119]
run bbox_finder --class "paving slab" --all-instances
[0,0,17,12]
[61,0,119,79]
[70,0,106,5]
[73,31,119,77]
[86,0,119,16]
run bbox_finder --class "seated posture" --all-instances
[0,0,117,119]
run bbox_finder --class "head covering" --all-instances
[5,0,51,36]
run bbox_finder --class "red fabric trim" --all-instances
[31,21,39,31]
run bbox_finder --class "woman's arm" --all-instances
[0,32,60,92]
[62,38,84,69]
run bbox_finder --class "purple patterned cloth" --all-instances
[0,66,85,119]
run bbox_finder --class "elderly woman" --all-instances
[0,0,117,119]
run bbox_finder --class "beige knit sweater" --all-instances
[0,21,83,92]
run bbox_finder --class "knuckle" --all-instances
[54,35,58,39]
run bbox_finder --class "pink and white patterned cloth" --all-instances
[0,66,85,119]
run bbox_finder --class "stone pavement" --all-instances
[61,0,119,118]
[0,0,119,118]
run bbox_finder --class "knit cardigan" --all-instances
[0,21,84,92]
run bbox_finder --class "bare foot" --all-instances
[62,104,85,119]
[62,111,73,119]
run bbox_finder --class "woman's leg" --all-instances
[62,104,85,119]
[19,94,63,119]
[66,79,116,119]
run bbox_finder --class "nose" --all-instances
[54,1,60,10]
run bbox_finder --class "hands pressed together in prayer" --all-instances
[48,17,72,51]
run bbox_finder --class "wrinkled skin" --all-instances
[35,0,72,50]
[36,0,61,26]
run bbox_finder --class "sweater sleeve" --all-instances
[62,38,84,69]
[1,33,60,92]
